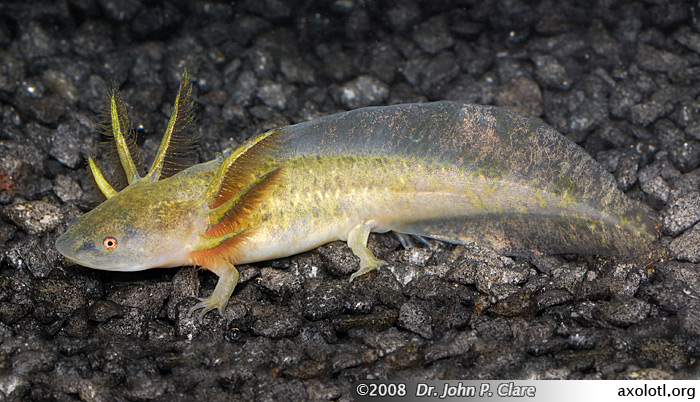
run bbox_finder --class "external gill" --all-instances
[88,71,196,198]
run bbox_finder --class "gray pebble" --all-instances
[595,298,650,327]
[495,76,543,117]
[418,51,460,95]
[337,75,389,109]
[52,174,83,203]
[397,300,433,339]
[667,140,700,173]
[412,14,454,54]
[257,81,287,110]
[533,54,572,90]
[536,289,573,310]
[3,201,63,235]
[386,2,421,32]
[609,83,642,119]
[243,0,291,20]
[11,349,57,376]
[258,267,302,301]
[18,21,57,60]
[363,327,410,355]
[279,58,315,85]
[640,175,670,204]
[230,70,258,106]
[106,281,171,319]
[669,223,700,263]
[488,290,536,318]
[629,101,673,126]
[5,236,59,279]
[366,43,402,84]
[635,43,690,73]
[99,306,148,338]
[131,2,183,38]
[674,27,700,55]
[50,122,87,168]
[251,304,301,338]
[659,191,700,236]
[34,280,86,319]
[87,300,125,322]
[614,151,640,191]
[98,0,142,22]
[424,330,478,363]
[679,307,700,337]
[302,279,347,320]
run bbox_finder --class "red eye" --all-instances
[102,236,118,250]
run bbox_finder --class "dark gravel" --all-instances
[1,0,700,400]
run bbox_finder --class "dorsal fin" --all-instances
[146,71,198,182]
[206,167,283,237]
[202,129,283,209]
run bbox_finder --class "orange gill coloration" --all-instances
[55,72,658,321]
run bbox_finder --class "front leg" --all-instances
[346,221,387,281]
[188,260,239,322]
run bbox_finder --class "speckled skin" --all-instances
[56,97,657,320]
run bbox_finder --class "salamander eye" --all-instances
[102,236,118,250]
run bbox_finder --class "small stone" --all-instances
[34,280,87,319]
[337,75,389,109]
[250,304,301,338]
[106,282,172,319]
[366,42,402,84]
[488,290,536,317]
[87,300,125,322]
[669,223,700,263]
[568,99,608,133]
[242,0,291,20]
[18,21,57,60]
[532,54,572,90]
[257,82,287,110]
[98,307,148,339]
[279,58,315,85]
[386,2,421,32]
[412,14,454,54]
[629,100,673,126]
[667,140,700,173]
[229,70,257,106]
[0,50,24,93]
[53,175,83,203]
[614,151,640,191]
[609,83,642,119]
[3,201,63,235]
[495,76,543,117]
[680,307,700,337]
[536,289,573,310]
[332,307,398,333]
[635,43,689,73]
[397,299,433,339]
[258,267,302,301]
[131,2,183,38]
[50,122,88,168]
[640,175,670,204]
[302,279,347,320]
[595,297,650,327]
[11,350,57,376]
[674,27,700,55]
[424,330,477,363]
[5,236,60,279]
[418,51,460,95]
[97,0,142,22]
